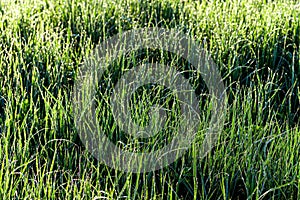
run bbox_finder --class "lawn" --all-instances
[0,0,299,199]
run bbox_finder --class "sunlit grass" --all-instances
[0,0,299,199]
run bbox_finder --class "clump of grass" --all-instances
[0,0,299,199]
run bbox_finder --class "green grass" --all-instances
[0,0,299,199]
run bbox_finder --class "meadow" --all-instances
[0,0,299,199]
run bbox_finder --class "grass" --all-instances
[0,0,299,199]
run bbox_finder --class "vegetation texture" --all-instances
[0,0,299,199]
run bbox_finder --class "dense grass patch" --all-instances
[0,0,299,199]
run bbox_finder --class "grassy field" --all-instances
[0,0,299,199]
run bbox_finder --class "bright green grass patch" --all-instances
[0,0,299,199]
